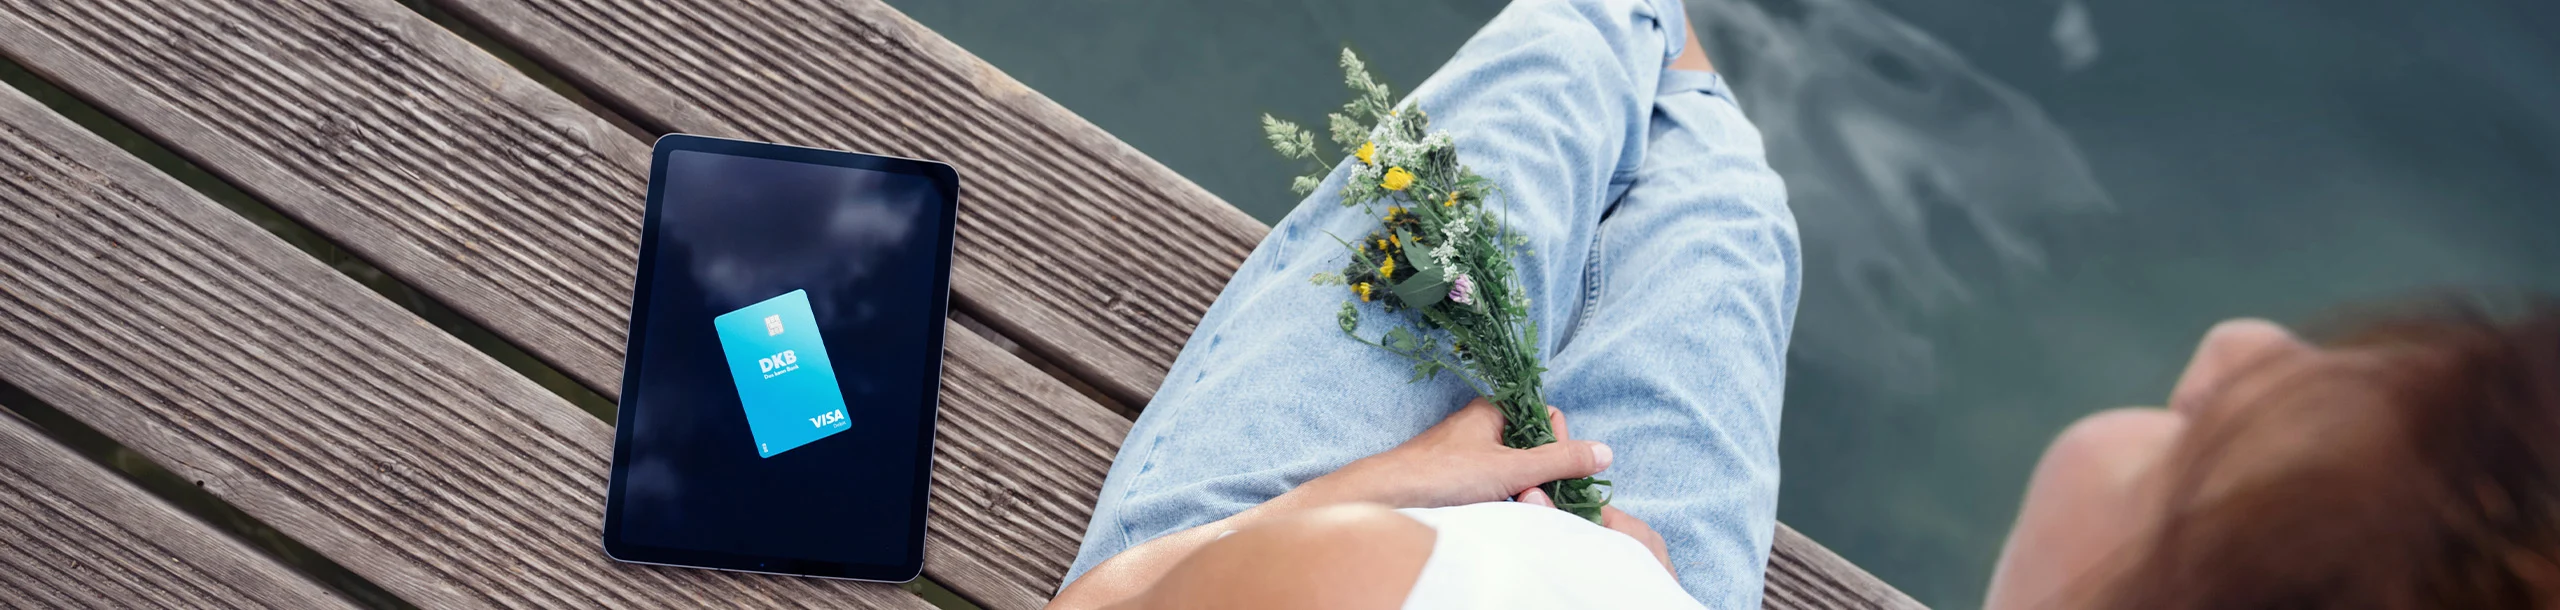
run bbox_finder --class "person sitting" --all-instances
[1058,0,1794,606]
[1051,0,2560,605]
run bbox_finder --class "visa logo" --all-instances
[809,409,845,428]
[758,349,800,379]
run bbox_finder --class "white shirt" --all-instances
[1396,502,1707,609]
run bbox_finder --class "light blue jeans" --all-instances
[1062,0,1798,605]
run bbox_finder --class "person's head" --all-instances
[1987,303,2560,610]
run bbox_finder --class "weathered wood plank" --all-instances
[409,1,1922,607]
[929,335,1131,608]
[0,1,1134,607]
[0,409,356,609]
[1766,524,1929,610]
[0,0,645,396]
[430,0,1263,407]
[0,81,931,609]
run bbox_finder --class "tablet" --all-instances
[603,134,959,581]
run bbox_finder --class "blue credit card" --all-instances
[712,289,852,458]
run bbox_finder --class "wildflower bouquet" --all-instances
[1264,49,1610,522]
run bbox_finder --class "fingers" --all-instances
[1603,506,1642,533]
[1602,506,1675,575]
[1516,486,1554,508]
[1446,399,1572,443]
[1505,440,1612,491]
[1442,397,1506,435]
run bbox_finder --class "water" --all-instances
[887,0,2560,606]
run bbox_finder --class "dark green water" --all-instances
[889,1,2560,606]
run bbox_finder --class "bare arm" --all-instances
[1049,480,1374,609]
[1047,400,1614,609]
[1095,504,1436,610]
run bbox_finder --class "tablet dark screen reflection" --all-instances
[620,149,947,569]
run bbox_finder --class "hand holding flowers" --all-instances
[1306,398,1609,511]
[1263,49,1613,522]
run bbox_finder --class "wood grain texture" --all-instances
[0,82,932,609]
[0,1,1138,606]
[926,334,1131,609]
[0,410,356,609]
[428,0,1269,407]
[0,0,649,396]
[1766,524,1929,610]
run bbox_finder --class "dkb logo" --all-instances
[759,349,799,378]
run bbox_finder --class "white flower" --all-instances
[1431,212,1473,272]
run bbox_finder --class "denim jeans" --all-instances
[1061,0,1798,605]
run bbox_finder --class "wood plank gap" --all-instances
[0,53,619,425]
[422,0,1262,408]
[387,0,655,141]
[0,378,410,609]
[7,36,989,610]
[951,311,1135,419]
[0,77,933,608]
[0,7,1129,601]
[381,0,1149,420]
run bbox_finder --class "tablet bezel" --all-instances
[601,133,959,582]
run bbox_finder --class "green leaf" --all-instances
[1384,327,1419,353]
[1390,266,1448,308]
[1408,360,1443,383]
[1398,228,1439,275]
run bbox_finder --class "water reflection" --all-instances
[1692,0,2114,395]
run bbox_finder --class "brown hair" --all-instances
[2087,305,2560,609]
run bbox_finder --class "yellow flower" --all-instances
[1443,191,1460,207]
[1377,238,1389,251]
[1380,256,1397,278]
[1390,234,1400,248]
[1381,167,1414,191]
[1356,142,1376,166]
[1388,206,1404,217]
[1354,282,1373,302]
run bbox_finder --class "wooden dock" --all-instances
[0,0,1921,607]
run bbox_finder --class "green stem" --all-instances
[1489,361,1608,523]
[1341,328,1491,396]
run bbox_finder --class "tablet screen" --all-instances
[606,136,956,579]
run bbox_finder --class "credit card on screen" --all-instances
[713,289,852,458]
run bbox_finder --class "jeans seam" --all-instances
[1569,221,1610,348]
[1111,385,1192,553]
